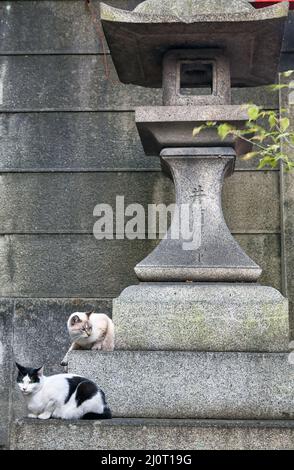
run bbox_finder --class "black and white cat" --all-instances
[16,362,111,420]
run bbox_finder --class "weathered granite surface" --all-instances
[69,351,294,420]
[0,56,161,111]
[11,418,294,450]
[0,300,13,448]
[113,284,289,351]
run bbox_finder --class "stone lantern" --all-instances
[96,0,294,430]
[101,0,288,282]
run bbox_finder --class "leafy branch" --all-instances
[193,70,294,171]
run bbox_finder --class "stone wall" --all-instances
[0,0,293,448]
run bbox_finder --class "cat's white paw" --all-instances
[27,413,37,419]
[38,412,51,420]
[91,343,102,350]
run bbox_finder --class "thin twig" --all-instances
[231,131,269,152]
[85,0,111,81]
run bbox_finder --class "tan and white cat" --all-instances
[61,311,114,366]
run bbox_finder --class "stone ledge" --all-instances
[113,284,289,351]
[11,418,294,450]
[68,351,294,420]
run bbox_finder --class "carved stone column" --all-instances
[135,147,261,282]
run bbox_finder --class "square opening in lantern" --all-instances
[179,61,214,96]
[163,49,230,106]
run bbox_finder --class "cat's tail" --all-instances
[81,408,112,420]
[102,315,115,351]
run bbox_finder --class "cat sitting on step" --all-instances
[16,362,112,420]
[61,311,115,367]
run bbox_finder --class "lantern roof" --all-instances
[100,0,289,87]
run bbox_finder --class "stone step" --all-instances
[10,418,294,450]
[113,284,289,351]
[68,351,294,420]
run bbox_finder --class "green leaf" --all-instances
[285,165,293,173]
[206,121,217,127]
[282,70,294,78]
[192,125,204,137]
[257,160,268,170]
[247,105,260,121]
[257,156,277,170]
[217,123,234,140]
[285,161,294,172]
[240,151,258,161]
[275,152,289,163]
[251,134,266,143]
[267,84,289,91]
[268,144,280,152]
[280,117,290,132]
[270,160,279,168]
[269,114,277,129]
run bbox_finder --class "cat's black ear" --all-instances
[35,366,44,377]
[70,315,81,326]
[15,362,27,375]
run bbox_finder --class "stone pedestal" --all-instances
[113,284,289,351]
[135,148,261,282]
[69,350,294,420]
[11,419,294,450]
[70,282,290,422]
